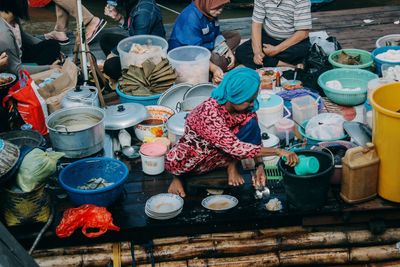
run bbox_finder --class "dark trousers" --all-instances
[100,33,127,80]
[235,30,310,69]
[22,40,61,65]
[210,31,241,72]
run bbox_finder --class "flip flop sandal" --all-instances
[87,19,107,44]
[44,33,70,46]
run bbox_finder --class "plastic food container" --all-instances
[140,142,168,175]
[371,46,400,76]
[117,35,168,69]
[256,93,290,133]
[167,46,211,84]
[291,95,318,124]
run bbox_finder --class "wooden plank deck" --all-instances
[66,5,400,61]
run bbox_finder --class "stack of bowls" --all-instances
[145,193,183,220]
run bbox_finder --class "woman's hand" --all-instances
[0,52,8,68]
[224,49,235,70]
[278,149,298,167]
[210,64,224,84]
[104,4,121,22]
[252,164,266,188]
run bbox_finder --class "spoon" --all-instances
[122,145,140,159]
[251,171,271,199]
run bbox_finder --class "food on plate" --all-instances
[206,189,224,195]
[257,69,279,90]
[283,81,303,90]
[265,198,282,211]
[0,76,13,86]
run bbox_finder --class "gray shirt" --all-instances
[252,0,312,40]
[0,18,50,75]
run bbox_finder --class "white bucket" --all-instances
[140,142,168,175]
[256,93,291,133]
[261,133,280,162]
[140,152,165,175]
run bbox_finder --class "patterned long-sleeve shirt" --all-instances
[165,98,262,176]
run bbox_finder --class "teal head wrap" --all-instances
[211,67,260,112]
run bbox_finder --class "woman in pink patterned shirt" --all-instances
[165,68,298,197]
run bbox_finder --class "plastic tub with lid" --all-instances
[117,35,168,69]
[256,93,290,133]
[140,142,168,175]
[291,95,318,124]
[167,46,211,84]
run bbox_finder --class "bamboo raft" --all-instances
[33,226,400,266]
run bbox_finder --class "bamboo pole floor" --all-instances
[8,159,400,251]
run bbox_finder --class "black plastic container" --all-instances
[278,150,334,211]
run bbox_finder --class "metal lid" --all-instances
[66,86,97,100]
[104,103,149,130]
[166,112,189,135]
[261,132,280,147]
[184,82,216,99]
[157,83,192,112]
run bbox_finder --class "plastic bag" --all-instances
[16,148,64,192]
[305,113,345,140]
[299,37,341,94]
[2,70,48,135]
[56,204,120,238]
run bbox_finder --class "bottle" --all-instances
[275,71,281,87]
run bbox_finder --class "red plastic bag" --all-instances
[28,0,52,7]
[56,204,120,238]
[2,70,48,135]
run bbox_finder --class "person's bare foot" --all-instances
[85,17,100,39]
[227,162,244,186]
[168,177,186,197]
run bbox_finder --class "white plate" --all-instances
[145,193,184,214]
[201,195,238,211]
[145,206,183,216]
[0,73,16,88]
[145,208,182,220]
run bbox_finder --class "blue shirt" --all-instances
[168,3,222,51]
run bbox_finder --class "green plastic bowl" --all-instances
[298,120,348,145]
[328,49,373,69]
[317,68,378,106]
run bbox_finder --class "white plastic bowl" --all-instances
[117,35,168,69]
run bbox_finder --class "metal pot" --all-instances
[46,106,105,158]
[166,112,188,145]
[178,96,209,112]
[61,85,100,109]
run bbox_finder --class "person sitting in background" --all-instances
[235,0,312,69]
[0,52,8,71]
[168,0,241,84]
[0,0,61,75]
[165,68,298,197]
[43,0,106,45]
[100,0,166,82]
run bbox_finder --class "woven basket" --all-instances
[1,183,50,226]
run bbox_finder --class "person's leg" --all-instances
[53,0,94,26]
[236,30,270,69]
[100,33,126,56]
[223,31,241,51]
[275,38,310,66]
[54,3,69,33]
[22,40,61,65]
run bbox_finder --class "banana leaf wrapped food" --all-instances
[119,59,177,96]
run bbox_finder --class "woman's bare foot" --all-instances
[227,162,244,186]
[168,177,186,197]
[86,17,107,43]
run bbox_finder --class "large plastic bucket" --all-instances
[370,82,400,202]
[278,150,334,211]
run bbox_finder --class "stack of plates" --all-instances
[145,193,184,220]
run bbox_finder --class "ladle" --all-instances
[122,145,140,159]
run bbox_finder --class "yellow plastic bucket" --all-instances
[370,82,400,202]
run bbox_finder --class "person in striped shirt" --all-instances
[236,0,312,69]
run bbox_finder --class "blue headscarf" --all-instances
[211,67,260,112]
